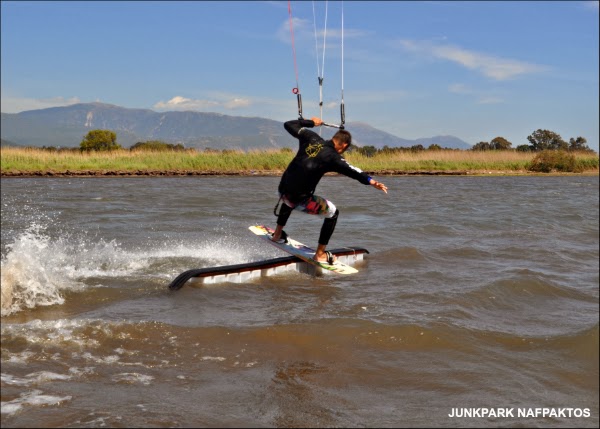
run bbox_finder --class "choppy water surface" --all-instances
[1,176,598,428]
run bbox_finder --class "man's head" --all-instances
[332,129,352,154]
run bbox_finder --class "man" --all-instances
[271,116,388,264]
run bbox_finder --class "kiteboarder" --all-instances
[271,117,388,264]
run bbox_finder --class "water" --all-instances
[1,176,598,428]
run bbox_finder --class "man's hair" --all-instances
[333,129,352,146]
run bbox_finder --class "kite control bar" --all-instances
[321,122,344,129]
[321,101,346,129]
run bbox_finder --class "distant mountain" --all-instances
[0,103,290,149]
[340,122,416,148]
[0,103,472,150]
[414,135,472,150]
[1,138,19,147]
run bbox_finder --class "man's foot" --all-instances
[313,250,336,265]
[271,230,288,244]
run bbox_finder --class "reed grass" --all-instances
[345,149,542,172]
[1,146,598,175]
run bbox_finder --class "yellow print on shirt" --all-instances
[306,142,323,158]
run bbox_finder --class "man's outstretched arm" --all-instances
[283,117,322,138]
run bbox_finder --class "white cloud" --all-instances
[223,98,252,109]
[448,83,504,104]
[153,95,251,111]
[398,39,547,80]
[1,95,81,113]
[276,16,367,45]
[277,17,310,44]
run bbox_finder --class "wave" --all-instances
[375,247,427,263]
[3,317,596,365]
[1,223,271,317]
[1,389,72,416]
[463,323,599,364]
[462,270,599,305]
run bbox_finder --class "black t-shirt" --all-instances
[278,119,372,203]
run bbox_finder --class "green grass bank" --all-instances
[1,147,598,176]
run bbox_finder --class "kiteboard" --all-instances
[249,225,358,275]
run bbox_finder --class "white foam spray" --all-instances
[1,221,275,316]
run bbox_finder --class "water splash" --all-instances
[2,224,66,316]
[0,389,72,415]
[1,222,271,316]
[1,221,141,316]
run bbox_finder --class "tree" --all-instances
[357,145,378,157]
[472,141,491,151]
[490,136,512,150]
[569,136,592,152]
[428,144,442,151]
[80,130,121,151]
[130,140,185,151]
[528,150,580,173]
[527,129,567,151]
[516,144,531,152]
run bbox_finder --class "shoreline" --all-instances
[1,169,598,178]
[3,147,597,178]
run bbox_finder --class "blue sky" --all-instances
[1,1,598,149]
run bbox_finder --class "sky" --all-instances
[1,1,599,150]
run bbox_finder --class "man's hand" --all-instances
[369,179,388,194]
[311,116,323,126]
